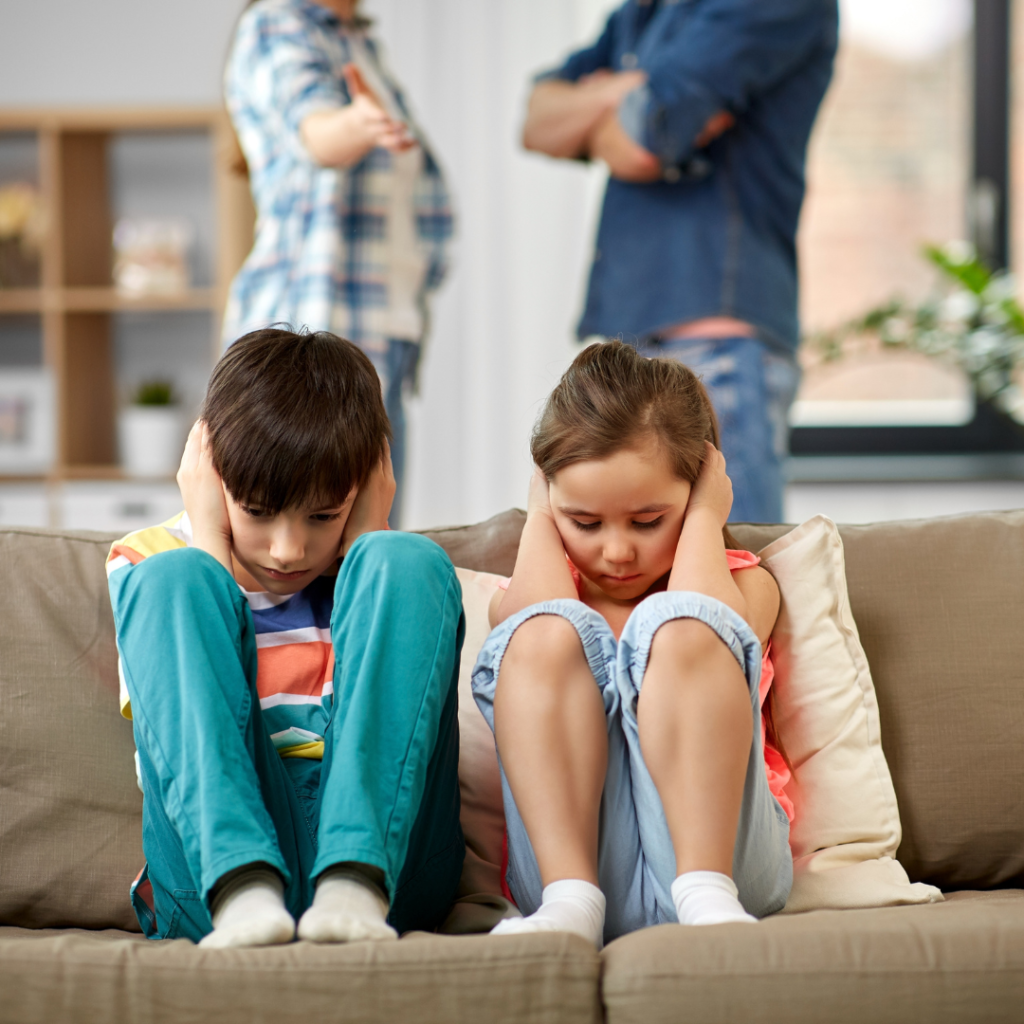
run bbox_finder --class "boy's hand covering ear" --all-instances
[340,442,396,556]
[685,441,733,528]
[177,420,234,574]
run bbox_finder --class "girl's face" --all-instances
[549,442,691,602]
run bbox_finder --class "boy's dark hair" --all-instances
[203,327,390,513]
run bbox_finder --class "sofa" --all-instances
[1,509,1022,1024]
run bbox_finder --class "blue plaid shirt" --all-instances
[222,0,453,358]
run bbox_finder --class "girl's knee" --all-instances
[503,613,583,672]
[650,617,739,676]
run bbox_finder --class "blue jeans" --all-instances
[114,532,465,940]
[472,592,792,944]
[382,339,421,529]
[631,336,800,523]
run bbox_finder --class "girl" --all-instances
[472,341,793,947]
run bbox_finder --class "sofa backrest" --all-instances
[1,510,1022,930]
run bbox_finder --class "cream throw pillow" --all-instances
[451,519,943,915]
[758,515,942,912]
[453,568,507,896]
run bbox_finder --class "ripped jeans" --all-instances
[471,592,792,944]
[631,335,800,523]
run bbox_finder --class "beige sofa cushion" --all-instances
[600,889,1024,1024]
[0,928,601,1024]
[759,516,940,911]
[0,527,142,931]
[734,513,1024,892]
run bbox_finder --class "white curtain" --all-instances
[364,0,619,529]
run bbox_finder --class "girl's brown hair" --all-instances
[531,340,738,547]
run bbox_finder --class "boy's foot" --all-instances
[198,869,295,949]
[490,879,605,947]
[671,870,758,926]
[297,868,398,943]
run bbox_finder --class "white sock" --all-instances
[671,870,758,926]
[297,866,398,943]
[198,868,295,949]
[490,879,606,948]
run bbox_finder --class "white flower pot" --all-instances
[118,406,184,478]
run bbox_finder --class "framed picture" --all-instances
[0,369,55,474]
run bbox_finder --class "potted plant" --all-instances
[807,242,1024,424]
[118,380,184,478]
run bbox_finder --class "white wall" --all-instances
[1,0,617,529]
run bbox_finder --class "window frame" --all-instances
[790,0,1020,460]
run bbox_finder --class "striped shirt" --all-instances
[106,512,335,762]
[221,0,453,382]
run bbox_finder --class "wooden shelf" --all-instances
[0,107,225,133]
[0,105,255,474]
[0,467,179,484]
[63,287,219,312]
[0,289,42,313]
[0,287,219,313]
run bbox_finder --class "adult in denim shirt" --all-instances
[525,0,838,522]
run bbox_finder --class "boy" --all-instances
[107,328,464,948]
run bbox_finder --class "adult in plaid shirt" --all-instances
[224,0,453,525]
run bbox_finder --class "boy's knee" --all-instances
[131,546,235,597]
[348,530,455,582]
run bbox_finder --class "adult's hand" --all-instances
[301,63,415,168]
[522,70,646,159]
[588,99,735,181]
[588,108,662,182]
[340,442,396,556]
[177,421,234,574]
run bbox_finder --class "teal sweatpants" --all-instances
[111,531,465,941]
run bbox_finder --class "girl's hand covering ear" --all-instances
[526,465,555,521]
[686,442,734,527]
[177,421,234,572]
[341,441,396,556]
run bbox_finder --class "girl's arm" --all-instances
[668,443,779,640]
[491,468,577,626]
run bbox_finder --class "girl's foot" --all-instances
[297,867,398,943]
[199,868,295,948]
[490,879,605,947]
[671,870,757,925]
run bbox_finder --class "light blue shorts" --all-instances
[471,592,792,942]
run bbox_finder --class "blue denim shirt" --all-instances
[545,0,837,353]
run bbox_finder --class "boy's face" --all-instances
[224,488,356,595]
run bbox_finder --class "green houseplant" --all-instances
[807,242,1024,424]
[118,380,184,479]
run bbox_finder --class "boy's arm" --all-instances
[176,421,233,575]
[491,469,577,626]
[668,443,779,640]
